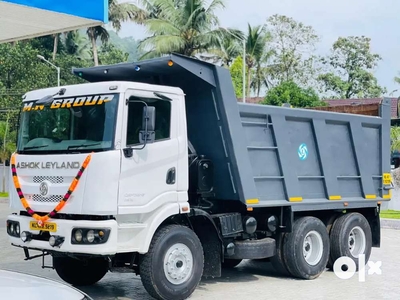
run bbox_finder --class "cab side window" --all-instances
[126,97,171,145]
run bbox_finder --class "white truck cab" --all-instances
[8,80,191,254]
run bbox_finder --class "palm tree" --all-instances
[250,47,276,97]
[200,28,244,67]
[395,74,400,85]
[137,0,228,59]
[52,34,59,61]
[64,31,91,60]
[244,24,270,98]
[87,0,144,66]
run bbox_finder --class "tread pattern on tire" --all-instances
[140,224,204,300]
[329,212,372,271]
[283,216,330,280]
[270,233,290,276]
[53,256,108,286]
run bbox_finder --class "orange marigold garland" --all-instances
[11,154,92,226]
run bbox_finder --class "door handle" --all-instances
[166,167,176,185]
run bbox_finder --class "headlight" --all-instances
[21,231,32,242]
[86,230,95,243]
[7,220,21,238]
[49,235,65,247]
[15,223,20,235]
[74,229,83,242]
[71,228,110,244]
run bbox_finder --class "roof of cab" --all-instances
[23,80,184,102]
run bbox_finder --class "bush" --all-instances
[262,81,325,108]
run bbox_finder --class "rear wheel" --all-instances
[53,256,108,286]
[329,212,372,271]
[283,217,330,279]
[140,225,204,300]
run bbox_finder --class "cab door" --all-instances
[117,89,179,214]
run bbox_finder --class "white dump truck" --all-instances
[6,54,392,300]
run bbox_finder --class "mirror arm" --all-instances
[123,100,150,157]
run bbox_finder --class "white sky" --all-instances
[117,0,400,97]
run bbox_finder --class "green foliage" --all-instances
[200,33,243,67]
[63,31,91,60]
[229,56,248,98]
[107,30,143,62]
[380,210,400,219]
[0,120,17,159]
[265,14,320,88]
[87,0,140,65]
[136,0,228,59]
[391,126,400,152]
[262,81,324,108]
[317,36,387,99]
[0,42,53,109]
[98,43,129,65]
[244,24,273,97]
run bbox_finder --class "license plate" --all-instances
[383,173,392,185]
[29,221,57,232]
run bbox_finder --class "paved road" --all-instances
[1,201,400,300]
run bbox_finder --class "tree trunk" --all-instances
[89,29,99,66]
[1,113,10,193]
[52,34,59,61]
[247,65,252,98]
[2,166,5,193]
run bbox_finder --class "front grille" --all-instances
[33,176,64,184]
[32,194,64,203]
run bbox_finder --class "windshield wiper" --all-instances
[23,145,49,150]
[67,143,101,150]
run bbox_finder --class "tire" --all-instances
[329,212,372,271]
[140,225,204,300]
[283,216,330,280]
[222,259,242,268]
[53,256,108,286]
[324,214,339,270]
[270,233,290,276]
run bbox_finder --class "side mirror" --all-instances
[142,106,156,132]
[36,95,54,106]
[139,106,156,144]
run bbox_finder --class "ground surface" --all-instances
[1,201,399,300]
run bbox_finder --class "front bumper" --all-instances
[6,214,118,255]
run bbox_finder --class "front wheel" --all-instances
[53,256,108,286]
[140,225,204,300]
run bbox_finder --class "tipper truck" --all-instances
[6,54,392,300]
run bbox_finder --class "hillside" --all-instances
[77,29,143,62]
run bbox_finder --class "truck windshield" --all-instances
[16,93,119,154]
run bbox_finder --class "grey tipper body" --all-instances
[237,98,391,209]
[75,53,391,210]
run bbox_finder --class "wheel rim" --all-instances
[303,230,324,266]
[163,243,193,285]
[348,226,366,257]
